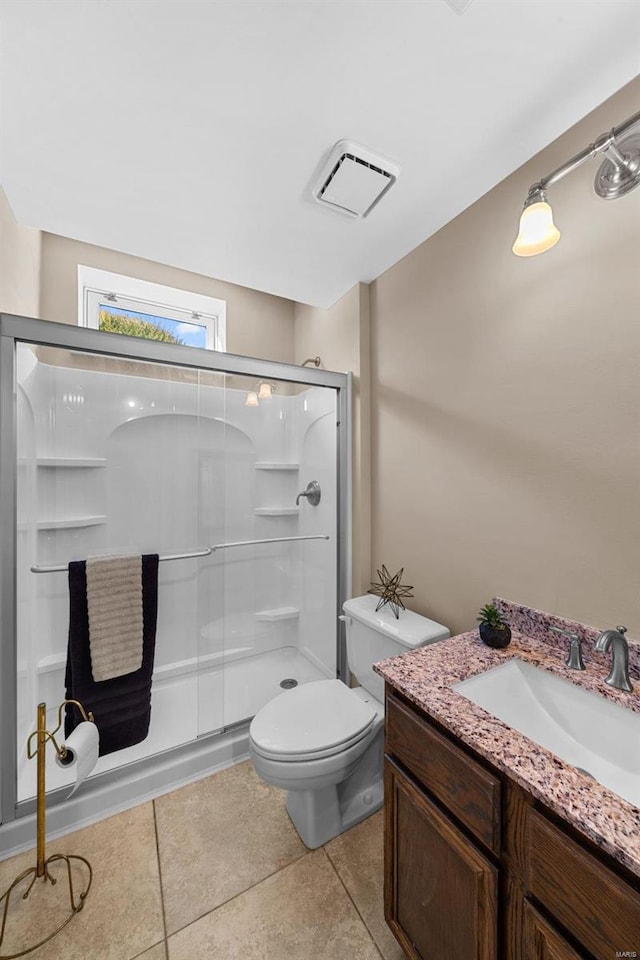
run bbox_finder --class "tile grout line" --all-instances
[151,799,170,960]
[164,847,312,942]
[322,845,386,960]
[129,940,168,960]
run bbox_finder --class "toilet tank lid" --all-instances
[343,595,450,649]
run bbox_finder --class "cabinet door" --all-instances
[384,758,498,960]
[523,901,585,960]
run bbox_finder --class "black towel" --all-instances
[65,554,159,757]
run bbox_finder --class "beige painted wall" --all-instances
[370,76,640,637]
[39,233,296,363]
[295,283,371,595]
[0,186,42,318]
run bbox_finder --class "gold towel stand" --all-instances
[0,700,95,959]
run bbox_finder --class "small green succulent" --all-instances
[476,603,508,630]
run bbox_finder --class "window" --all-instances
[78,266,226,351]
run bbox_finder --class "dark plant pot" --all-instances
[479,623,512,649]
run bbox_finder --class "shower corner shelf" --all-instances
[254,507,299,517]
[36,457,107,468]
[35,515,107,530]
[255,607,300,622]
[18,457,107,468]
[254,462,299,471]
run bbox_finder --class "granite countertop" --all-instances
[373,598,640,878]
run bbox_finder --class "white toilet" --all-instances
[249,595,449,848]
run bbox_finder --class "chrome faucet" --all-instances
[595,626,633,693]
[550,626,585,670]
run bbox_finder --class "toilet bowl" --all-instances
[249,595,449,848]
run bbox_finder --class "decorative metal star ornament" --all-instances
[368,565,414,620]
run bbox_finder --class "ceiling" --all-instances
[1,1,638,308]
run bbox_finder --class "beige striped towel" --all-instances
[86,555,144,682]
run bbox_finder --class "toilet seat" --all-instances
[249,679,377,763]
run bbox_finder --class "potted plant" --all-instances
[477,603,512,649]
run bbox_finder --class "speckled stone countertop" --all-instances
[373,598,640,878]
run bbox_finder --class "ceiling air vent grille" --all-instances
[312,140,400,218]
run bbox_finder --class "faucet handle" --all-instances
[550,626,585,671]
[550,625,579,641]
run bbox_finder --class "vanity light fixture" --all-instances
[513,109,640,257]
[245,390,259,407]
[512,188,560,257]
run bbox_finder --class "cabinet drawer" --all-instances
[386,690,501,853]
[525,808,640,960]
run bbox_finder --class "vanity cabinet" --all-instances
[385,759,498,960]
[384,687,640,960]
[385,690,500,959]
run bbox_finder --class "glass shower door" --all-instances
[14,343,223,800]
[195,374,339,733]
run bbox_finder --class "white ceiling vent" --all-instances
[312,140,400,218]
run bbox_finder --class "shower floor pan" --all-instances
[17,646,331,801]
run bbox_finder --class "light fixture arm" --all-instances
[524,109,640,199]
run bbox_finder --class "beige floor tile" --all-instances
[134,943,167,960]
[325,810,404,960]
[155,760,307,935]
[0,803,164,960]
[167,849,382,960]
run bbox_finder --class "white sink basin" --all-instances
[454,658,640,808]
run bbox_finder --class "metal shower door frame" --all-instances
[0,313,351,829]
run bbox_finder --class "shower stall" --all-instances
[0,314,350,853]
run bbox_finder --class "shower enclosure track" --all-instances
[29,535,331,574]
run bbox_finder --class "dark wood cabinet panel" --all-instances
[523,902,586,960]
[383,684,640,960]
[525,808,640,960]
[386,691,501,853]
[384,758,498,960]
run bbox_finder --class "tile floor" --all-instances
[0,761,405,959]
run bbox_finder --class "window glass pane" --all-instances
[98,304,208,348]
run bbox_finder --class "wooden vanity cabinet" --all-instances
[384,686,640,960]
[385,690,500,959]
[385,759,498,960]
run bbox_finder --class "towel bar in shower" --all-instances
[210,535,330,551]
[29,536,330,573]
[30,548,213,573]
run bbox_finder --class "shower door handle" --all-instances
[295,480,321,507]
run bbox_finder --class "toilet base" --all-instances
[285,779,383,849]
[251,694,386,849]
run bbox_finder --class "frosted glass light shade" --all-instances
[512,201,560,257]
[245,391,259,407]
[258,382,273,399]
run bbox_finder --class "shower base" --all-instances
[17,646,330,802]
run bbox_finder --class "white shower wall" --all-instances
[15,347,338,801]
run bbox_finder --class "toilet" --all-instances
[249,595,449,848]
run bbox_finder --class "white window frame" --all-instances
[77,266,227,352]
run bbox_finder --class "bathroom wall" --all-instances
[370,75,640,637]
[0,186,42,318]
[38,232,296,363]
[295,283,371,596]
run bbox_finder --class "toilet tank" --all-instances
[342,595,450,702]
